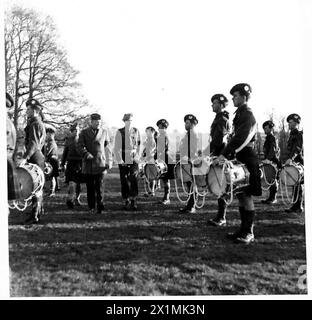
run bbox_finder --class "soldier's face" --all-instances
[91,119,100,129]
[288,120,298,130]
[212,100,222,113]
[263,125,272,135]
[26,105,34,118]
[185,120,194,131]
[232,92,246,107]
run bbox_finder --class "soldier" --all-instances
[206,94,231,226]
[114,113,141,210]
[178,114,199,214]
[44,125,60,197]
[284,113,304,213]
[60,122,83,208]
[77,113,112,214]
[20,98,46,224]
[6,92,21,202]
[215,83,262,244]
[156,119,175,205]
[261,120,280,204]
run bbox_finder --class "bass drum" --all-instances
[16,163,45,199]
[174,160,193,183]
[280,163,304,186]
[192,156,211,188]
[144,160,167,181]
[260,161,278,188]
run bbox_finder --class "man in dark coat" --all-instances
[284,113,304,213]
[77,113,112,214]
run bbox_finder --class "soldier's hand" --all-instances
[213,155,226,165]
[19,158,27,166]
[86,153,94,160]
[285,159,292,165]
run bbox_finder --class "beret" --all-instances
[286,113,301,124]
[262,120,275,129]
[211,94,228,105]
[184,114,198,125]
[26,98,43,109]
[230,83,252,96]
[6,92,14,108]
[90,113,101,120]
[122,113,133,122]
[156,119,169,128]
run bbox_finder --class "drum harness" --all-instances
[8,162,45,212]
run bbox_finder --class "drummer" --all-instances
[261,120,280,204]
[206,94,231,227]
[284,113,304,213]
[20,98,46,224]
[215,83,262,244]
[178,114,199,214]
[156,119,175,205]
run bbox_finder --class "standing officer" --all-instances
[77,113,112,214]
[114,113,141,210]
[156,119,175,205]
[284,113,304,213]
[216,83,262,244]
[261,120,280,204]
[206,94,230,226]
[61,123,83,208]
[20,98,46,224]
[178,114,199,214]
[7,92,21,202]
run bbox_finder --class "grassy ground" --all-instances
[8,167,307,296]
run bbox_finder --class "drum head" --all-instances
[207,165,227,196]
[144,164,159,181]
[261,163,277,184]
[174,162,193,183]
[16,167,34,199]
[280,165,300,186]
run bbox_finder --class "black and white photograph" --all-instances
[1,0,311,299]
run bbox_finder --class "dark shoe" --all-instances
[234,232,255,244]
[161,199,170,205]
[48,192,56,197]
[25,215,40,225]
[226,229,244,240]
[130,200,138,211]
[178,207,196,214]
[207,218,226,227]
[97,203,105,214]
[89,208,95,214]
[261,198,277,204]
[66,200,74,209]
[124,199,131,210]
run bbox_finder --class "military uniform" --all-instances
[78,113,112,214]
[114,113,141,210]
[284,113,304,213]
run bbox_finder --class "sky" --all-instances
[3,0,310,134]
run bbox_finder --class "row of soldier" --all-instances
[6,82,304,244]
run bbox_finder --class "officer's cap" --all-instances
[6,92,14,108]
[211,94,228,106]
[122,113,133,122]
[145,126,156,133]
[90,113,101,120]
[262,120,275,129]
[26,98,43,110]
[184,114,198,125]
[286,113,301,124]
[156,119,169,128]
[230,83,252,97]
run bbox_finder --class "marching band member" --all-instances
[20,98,46,224]
[284,113,304,213]
[261,120,280,204]
[178,114,199,214]
[6,92,21,202]
[141,126,157,197]
[114,113,141,211]
[216,83,262,244]
[156,119,175,205]
[206,94,231,226]
[44,125,60,197]
[77,113,112,214]
[60,122,83,208]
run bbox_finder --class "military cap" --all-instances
[184,114,198,125]
[6,92,14,108]
[122,113,133,122]
[211,94,228,105]
[90,113,101,120]
[156,119,169,128]
[25,98,43,110]
[146,126,156,132]
[286,113,301,124]
[230,83,252,97]
[45,124,56,133]
[262,120,275,129]
[70,122,78,132]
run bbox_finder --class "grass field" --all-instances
[8,167,307,296]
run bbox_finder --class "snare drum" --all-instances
[192,156,211,188]
[280,163,304,186]
[260,161,278,188]
[144,160,167,181]
[174,160,193,183]
[16,163,45,199]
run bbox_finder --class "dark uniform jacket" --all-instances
[45,138,58,161]
[287,129,303,165]
[114,127,141,164]
[210,111,230,156]
[263,133,280,165]
[179,129,199,162]
[61,135,82,165]
[78,127,112,175]
[222,104,257,158]
[156,132,174,164]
